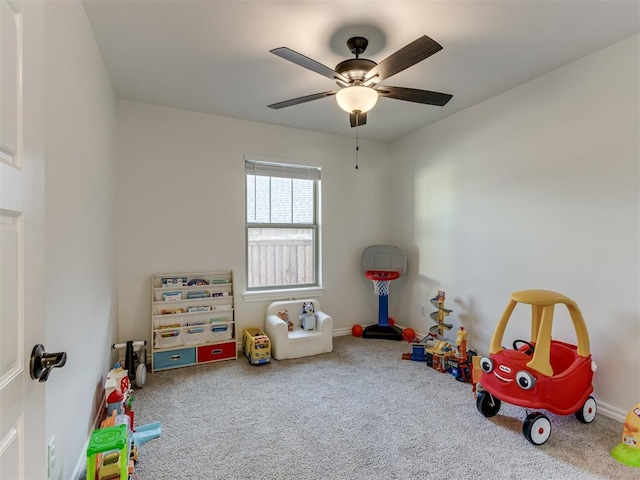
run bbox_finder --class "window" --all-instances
[245,159,321,291]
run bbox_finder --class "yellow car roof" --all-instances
[511,289,577,308]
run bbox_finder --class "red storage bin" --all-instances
[197,341,236,363]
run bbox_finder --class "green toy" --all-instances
[612,402,640,467]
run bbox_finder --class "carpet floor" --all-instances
[117,336,631,479]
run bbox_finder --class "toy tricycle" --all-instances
[475,290,597,445]
[112,340,147,388]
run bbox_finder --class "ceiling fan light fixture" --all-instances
[336,85,378,114]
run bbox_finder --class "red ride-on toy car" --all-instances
[475,290,597,445]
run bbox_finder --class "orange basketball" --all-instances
[402,327,416,343]
[388,317,395,326]
[352,324,364,337]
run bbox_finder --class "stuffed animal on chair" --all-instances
[299,302,318,331]
[277,309,293,331]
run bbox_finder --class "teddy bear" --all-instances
[277,309,293,332]
[299,302,318,331]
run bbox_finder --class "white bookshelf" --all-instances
[151,270,236,372]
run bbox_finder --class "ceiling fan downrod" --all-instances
[347,36,368,58]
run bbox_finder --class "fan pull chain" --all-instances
[355,112,359,170]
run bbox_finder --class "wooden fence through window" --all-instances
[247,237,314,288]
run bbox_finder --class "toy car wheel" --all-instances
[523,412,551,445]
[135,363,146,388]
[476,390,501,417]
[575,396,597,423]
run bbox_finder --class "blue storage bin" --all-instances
[153,348,196,370]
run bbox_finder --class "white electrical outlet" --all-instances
[420,305,426,317]
[47,436,56,480]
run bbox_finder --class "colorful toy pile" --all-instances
[87,361,161,479]
[403,291,476,383]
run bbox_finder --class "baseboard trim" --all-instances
[72,392,106,480]
[596,400,626,423]
[333,328,353,337]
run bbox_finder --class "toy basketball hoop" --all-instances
[366,270,400,297]
[361,245,406,341]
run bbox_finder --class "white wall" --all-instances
[390,35,640,416]
[44,2,117,479]
[116,101,392,346]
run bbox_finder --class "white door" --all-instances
[0,1,46,479]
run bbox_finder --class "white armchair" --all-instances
[265,299,333,360]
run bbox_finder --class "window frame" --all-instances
[244,158,322,299]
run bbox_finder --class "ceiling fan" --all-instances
[268,35,452,127]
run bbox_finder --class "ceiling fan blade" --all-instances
[268,91,337,109]
[376,85,452,106]
[365,36,443,83]
[349,111,367,128]
[270,47,349,84]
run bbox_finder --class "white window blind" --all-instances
[245,159,321,181]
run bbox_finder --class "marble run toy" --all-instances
[429,291,453,339]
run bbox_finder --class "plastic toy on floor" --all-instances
[242,328,272,365]
[474,289,597,445]
[425,338,456,372]
[429,291,453,339]
[401,327,417,343]
[360,245,406,340]
[132,421,162,448]
[446,327,475,383]
[89,361,162,480]
[112,340,147,388]
[612,402,640,467]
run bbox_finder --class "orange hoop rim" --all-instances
[365,270,400,281]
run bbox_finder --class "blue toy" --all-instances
[299,302,318,331]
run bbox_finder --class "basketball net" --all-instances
[366,271,400,297]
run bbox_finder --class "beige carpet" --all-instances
[120,336,631,479]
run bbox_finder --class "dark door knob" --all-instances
[30,344,67,382]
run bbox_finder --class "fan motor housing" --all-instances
[335,58,377,84]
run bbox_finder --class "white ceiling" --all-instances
[82,0,640,143]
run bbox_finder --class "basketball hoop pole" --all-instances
[377,285,390,327]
